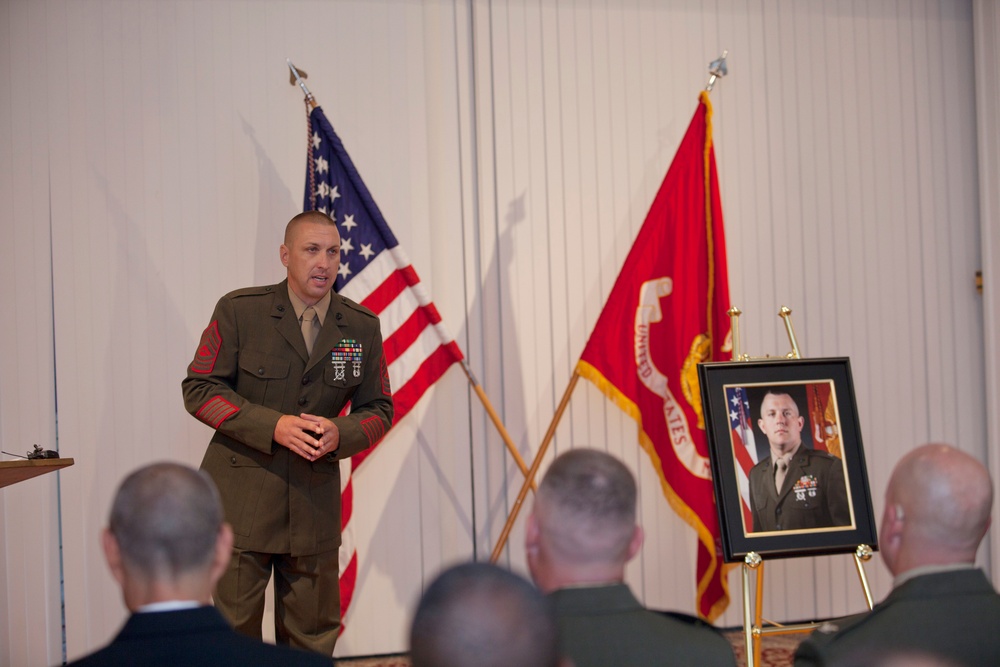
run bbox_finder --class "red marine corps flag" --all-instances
[576,91,732,620]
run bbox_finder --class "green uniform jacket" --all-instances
[182,280,393,556]
[550,584,737,667]
[794,569,1000,667]
[749,446,850,532]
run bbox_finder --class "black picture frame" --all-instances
[698,357,878,561]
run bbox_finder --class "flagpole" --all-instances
[490,370,580,563]
[705,50,728,92]
[703,50,727,354]
[460,360,536,489]
[287,59,317,109]
[289,63,536,488]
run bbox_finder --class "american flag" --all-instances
[303,104,464,633]
[726,386,758,531]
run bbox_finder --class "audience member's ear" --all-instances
[525,513,540,548]
[880,503,905,569]
[625,525,644,561]
[979,515,992,542]
[101,528,126,587]
[888,504,905,535]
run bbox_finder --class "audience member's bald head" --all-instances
[409,562,560,667]
[526,449,643,593]
[880,444,993,576]
[103,462,233,611]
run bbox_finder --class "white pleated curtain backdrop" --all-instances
[0,1,997,665]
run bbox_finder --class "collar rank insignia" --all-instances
[331,339,363,381]
[793,474,818,501]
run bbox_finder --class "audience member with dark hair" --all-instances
[66,462,330,666]
[409,562,562,667]
[525,449,736,667]
[795,443,1000,667]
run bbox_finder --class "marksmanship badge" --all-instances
[331,339,363,381]
[793,475,818,501]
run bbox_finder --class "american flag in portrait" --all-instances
[727,386,758,530]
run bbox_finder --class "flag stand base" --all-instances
[740,546,874,667]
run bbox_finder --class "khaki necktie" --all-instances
[775,454,791,493]
[301,306,319,356]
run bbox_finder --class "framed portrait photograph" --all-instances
[698,357,878,561]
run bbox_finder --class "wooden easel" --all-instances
[728,306,874,667]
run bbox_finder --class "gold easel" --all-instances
[727,306,875,667]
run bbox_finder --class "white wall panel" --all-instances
[975,0,1000,594]
[0,1,64,664]
[1,0,995,663]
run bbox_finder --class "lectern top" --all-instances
[0,458,74,490]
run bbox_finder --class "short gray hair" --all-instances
[539,448,637,525]
[109,462,223,578]
[535,449,638,564]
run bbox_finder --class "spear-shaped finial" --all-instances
[287,59,316,108]
[705,50,729,91]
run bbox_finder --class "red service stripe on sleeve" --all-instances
[190,321,222,374]
[380,356,391,396]
[195,396,239,429]
[359,416,386,447]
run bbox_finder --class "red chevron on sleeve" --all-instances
[195,396,239,429]
[359,416,386,448]
[191,321,222,374]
